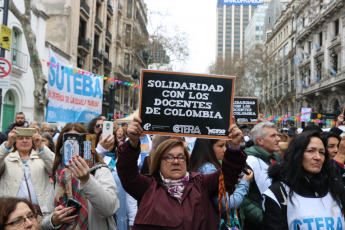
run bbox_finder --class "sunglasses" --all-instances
[95,124,103,128]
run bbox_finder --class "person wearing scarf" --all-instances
[117,116,247,230]
[41,123,120,230]
[263,131,345,229]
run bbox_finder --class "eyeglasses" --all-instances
[4,213,37,227]
[95,124,103,128]
[162,155,186,163]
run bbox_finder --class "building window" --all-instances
[292,18,295,31]
[124,53,130,74]
[308,41,311,54]
[127,0,133,19]
[125,24,131,41]
[319,32,323,47]
[291,38,295,49]
[290,59,294,76]
[334,19,339,36]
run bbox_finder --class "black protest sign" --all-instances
[139,70,235,139]
[233,97,259,123]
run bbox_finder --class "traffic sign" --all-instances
[0,58,12,77]
[0,24,12,50]
[0,78,10,89]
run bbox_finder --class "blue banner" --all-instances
[221,0,263,5]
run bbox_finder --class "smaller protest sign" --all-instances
[233,97,259,123]
[139,69,236,139]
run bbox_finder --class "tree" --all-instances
[9,0,47,123]
[131,10,190,70]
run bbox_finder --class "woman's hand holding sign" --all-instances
[128,117,143,148]
[228,116,243,149]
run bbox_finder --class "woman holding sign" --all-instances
[41,123,119,230]
[117,117,246,229]
[0,127,55,217]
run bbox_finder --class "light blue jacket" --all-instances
[198,162,249,218]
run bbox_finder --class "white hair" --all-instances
[251,121,276,145]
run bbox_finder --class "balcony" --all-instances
[77,37,90,56]
[116,33,121,45]
[106,29,112,42]
[80,0,90,18]
[118,2,123,15]
[93,50,103,66]
[11,48,28,71]
[95,16,103,32]
[104,58,112,74]
[328,35,341,51]
[107,0,114,16]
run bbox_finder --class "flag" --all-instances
[294,83,299,88]
[328,32,335,40]
[298,18,303,25]
[316,76,321,82]
[294,55,301,66]
[300,80,307,88]
[330,66,337,75]
[301,49,309,57]
[313,41,319,50]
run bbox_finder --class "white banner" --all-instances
[46,49,103,123]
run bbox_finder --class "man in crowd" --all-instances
[5,112,29,135]
[242,121,281,230]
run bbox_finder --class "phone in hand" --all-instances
[16,128,35,137]
[102,121,114,140]
[66,197,82,216]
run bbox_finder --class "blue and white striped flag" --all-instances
[313,41,319,50]
[330,66,337,75]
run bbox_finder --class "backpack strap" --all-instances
[90,163,113,176]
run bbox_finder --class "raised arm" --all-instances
[117,117,154,200]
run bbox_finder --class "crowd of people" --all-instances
[1,111,345,230]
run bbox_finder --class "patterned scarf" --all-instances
[54,164,88,230]
[160,172,189,202]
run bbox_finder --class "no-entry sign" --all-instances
[0,58,11,78]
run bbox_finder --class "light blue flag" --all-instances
[313,41,319,50]
[316,76,321,82]
[330,66,337,75]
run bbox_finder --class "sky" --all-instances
[144,0,217,74]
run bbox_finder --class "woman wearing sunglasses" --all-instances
[0,197,39,230]
[87,117,104,135]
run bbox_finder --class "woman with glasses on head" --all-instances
[0,197,39,230]
[117,117,247,229]
[87,117,104,134]
[0,127,55,218]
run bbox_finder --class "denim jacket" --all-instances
[198,162,249,218]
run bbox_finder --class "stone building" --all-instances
[42,0,148,117]
[261,0,345,127]
[261,0,299,126]
[294,0,345,122]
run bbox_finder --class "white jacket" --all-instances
[42,166,120,230]
[0,143,55,213]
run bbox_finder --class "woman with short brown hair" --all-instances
[117,117,247,229]
[0,197,38,230]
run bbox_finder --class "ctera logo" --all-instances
[206,126,226,135]
[173,125,201,134]
[143,123,151,131]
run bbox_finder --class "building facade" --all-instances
[294,0,345,122]
[0,0,49,131]
[261,0,299,124]
[42,0,148,118]
[261,0,345,127]
[216,0,258,61]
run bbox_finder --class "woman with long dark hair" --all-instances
[41,123,119,230]
[263,131,345,229]
[189,138,253,229]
